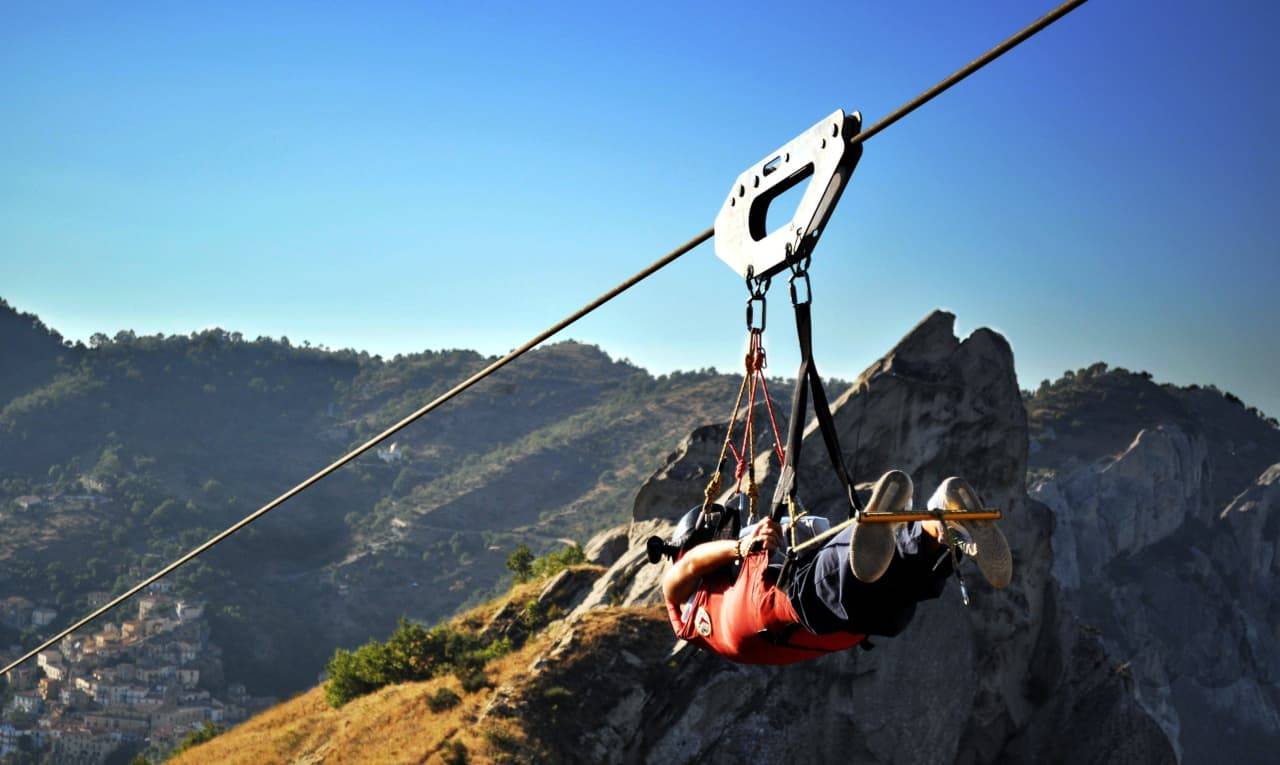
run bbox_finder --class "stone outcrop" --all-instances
[631,424,728,522]
[1220,463,1280,584]
[1032,425,1210,590]
[1032,435,1279,761]
[530,310,1174,764]
[583,526,630,567]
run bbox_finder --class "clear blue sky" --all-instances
[3,1,1278,418]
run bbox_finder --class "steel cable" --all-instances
[2,0,1088,678]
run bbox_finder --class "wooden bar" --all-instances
[790,508,1003,554]
[857,510,1002,523]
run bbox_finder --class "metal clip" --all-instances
[789,269,811,306]
[746,295,766,333]
[931,508,973,608]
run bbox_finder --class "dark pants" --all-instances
[787,522,955,637]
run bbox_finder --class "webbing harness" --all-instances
[769,257,863,524]
[768,255,864,584]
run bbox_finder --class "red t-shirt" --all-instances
[665,549,863,665]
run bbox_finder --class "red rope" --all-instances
[724,331,789,494]
[734,333,762,491]
[757,373,786,465]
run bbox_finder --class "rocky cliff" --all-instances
[1032,451,1280,763]
[177,310,1278,764]
[517,311,1177,764]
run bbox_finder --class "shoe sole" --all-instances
[850,470,912,583]
[941,478,1013,590]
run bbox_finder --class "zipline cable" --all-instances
[1,0,1088,679]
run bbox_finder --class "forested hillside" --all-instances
[1025,362,1280,508]
[0,299,748,697]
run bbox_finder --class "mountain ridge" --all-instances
[4,300,1278,763]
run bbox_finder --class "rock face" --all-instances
[1033,425,1211,590]
[1031,436,1279,759]
[1221,463,1280,584]
[631,424,728,522]
[530,311,1175,764]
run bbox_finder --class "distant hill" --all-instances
[0,298,74,405]
[1025,362,1280,508]
[0,299,761,697]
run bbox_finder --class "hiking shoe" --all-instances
[850,470,913,583]
[928,477,1012,589]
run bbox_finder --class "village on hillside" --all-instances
[0,580,274,764]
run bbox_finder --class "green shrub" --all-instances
[458,669,490,693]
[170,722,223,756]
[530,544,585,580]
[441,740,469,765]
[427,687,461,713]
[507,543,585,585]
[324,619,510,707]
[506,545,535,583]
[481,726,520,753]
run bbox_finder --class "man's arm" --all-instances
[661,520,784,607]
[662,539,738,607]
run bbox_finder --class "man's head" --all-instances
[646,503,740,564]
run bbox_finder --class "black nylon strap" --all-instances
[770,300,862,520]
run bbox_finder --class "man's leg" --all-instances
[848,470,913,582]
[928,477,1013,589]
[788,522,954,637]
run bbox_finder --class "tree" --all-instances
[170,722,223,756]
[506,545,535,583]
[392,468,416,497]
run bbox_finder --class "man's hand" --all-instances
[739,519,783,558]
[664,519,787,607]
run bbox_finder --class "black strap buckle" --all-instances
[789,270,811,306]
[786,246,812,306]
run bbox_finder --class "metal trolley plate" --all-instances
[713,109,863,281]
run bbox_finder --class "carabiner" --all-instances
[746,294,766,333]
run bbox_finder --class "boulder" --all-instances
[583,526,630,567]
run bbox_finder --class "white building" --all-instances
[175,601,205,622]
[9,692,42,715]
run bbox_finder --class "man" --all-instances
[662,471,1012,665]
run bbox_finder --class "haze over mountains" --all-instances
[3,298,1278,763]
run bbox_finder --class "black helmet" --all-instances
[646,502,740,564]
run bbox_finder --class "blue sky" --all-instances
[3,1,1278,418]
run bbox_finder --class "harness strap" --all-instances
[770,297,862,522]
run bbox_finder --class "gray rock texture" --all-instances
[1032,425,1211,590]
[1032,436,1279,760]
[516,310,1178,764]
[583,525,631,567]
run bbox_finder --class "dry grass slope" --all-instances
[171,575,662,764]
